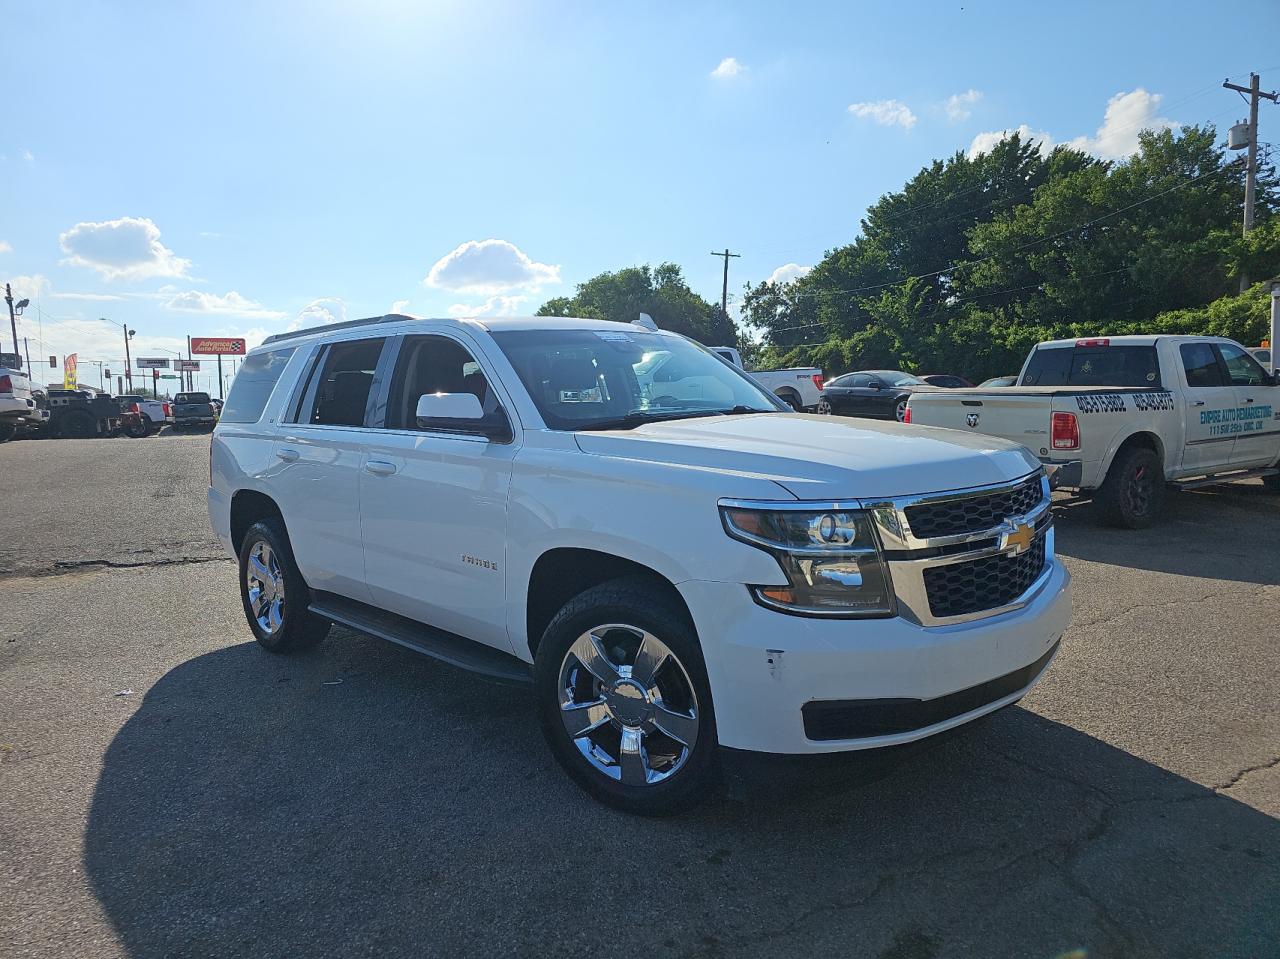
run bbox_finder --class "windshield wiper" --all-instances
[575,406,775,431]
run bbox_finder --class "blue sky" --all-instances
[2,0,1276,391]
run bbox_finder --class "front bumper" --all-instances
[678,559,1071,754]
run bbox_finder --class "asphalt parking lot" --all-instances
[2,433,1277,959]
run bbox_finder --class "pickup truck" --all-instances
[906,335,1280,527]
[0,363,41,442]
[118,395,174,433]
[172,392,218,430]
[707,346,824,411]
[209,314,1070,814]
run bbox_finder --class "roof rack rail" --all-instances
[261,313,419,346]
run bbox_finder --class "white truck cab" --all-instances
[906,335,1280,527]
[209,314,1071,813]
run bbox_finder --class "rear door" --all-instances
[271,336,391,601]
[358,332,519,652]
[1177,341,1237,473]
[1217,342,1280,466]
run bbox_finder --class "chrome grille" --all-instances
[904,474,1043,539]
[921,528,1048,619]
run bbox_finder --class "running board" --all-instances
[1169,467,1278,491]
[308,591,533,684]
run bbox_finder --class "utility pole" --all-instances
[22,337,31,378]
[1224,72,1279,290]
[710,248,741,320]
[118,320,135,391]
[5,282,25,357]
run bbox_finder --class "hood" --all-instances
[573,413,1040,501]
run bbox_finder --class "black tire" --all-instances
[0,421,15,443]
[534,576,719,815]
[125,418,149,438]
[142,414,155,436]
[59,410,97,439]
[1262,471,1280,492]
[1096,445,1165,528]
[237,519,329,653]
[775,389,802,412]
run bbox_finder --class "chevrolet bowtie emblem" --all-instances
[1001,521,1036,555]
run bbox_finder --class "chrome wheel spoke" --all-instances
[249,586,267,616]
[618,727,651,786]
[569,632,622,686]
[267,599,283,631]
[249,555,272,583]
[652,703,698,746]
[630,632,668,687]
[561,699,610,738]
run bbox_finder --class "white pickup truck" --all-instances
[707,346,824,411]
[209,314,1070,813]
[906,335,1280,527]
[0,362,44,442]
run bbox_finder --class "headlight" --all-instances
[720,505,895,617]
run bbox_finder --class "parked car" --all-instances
[0,362,42,442]
[707,346,824,411]
[979,376,1019,388]
[1249,346,1272,368]
[817,370,935,422]
[906,335,1280,528]
[172,391,218,430]
[920,374,975,389]
[43,389,125,438]
[118,395,173,434]
[209,314,1071,814]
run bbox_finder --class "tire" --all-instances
[534,576,718,815]
[894,396,909,422]
[0,421,15,443]
[59,410,97,439]
[775,389,802,412]
[125,418,149,438]
[1095,445,1165,528]
[1262,471,1280,493]
[142,414,155,435]
[816,397,832,415]
[237,519,329,653]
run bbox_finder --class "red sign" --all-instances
[190,337,247,356]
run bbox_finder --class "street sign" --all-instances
[136,357,170,369]
[173,359,201,372]
[190,337,246,356]
[159,375,181,380]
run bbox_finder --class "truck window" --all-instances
[220,347,297,423]
[1217,342,1269,387]
[1180,343,1224,388]
[383,335,500,431]
[1022,346,1161,388]
[300,338,386,427]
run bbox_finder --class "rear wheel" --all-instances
[238,519,329,653]
[534,577,718,815]
[775,389,802,411]
[1096,445,1165,528]
[0,421,15,443]
[816,397,832,414]
[1262,470,1280,492]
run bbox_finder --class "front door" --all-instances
[1218,342,1280,466]
[271,336,389,602]
[1177,341,1237,474]
[358,332,519,653]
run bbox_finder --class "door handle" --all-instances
[1193,400,1205,407]
[365,460,398,476]
[276,448,299,462]
[1245,397,1255,403]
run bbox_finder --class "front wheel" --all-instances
[1096,446,1165,528]
[1262,467,1280,492]
[238,519,329,653]
[816,397,832,415]
[534,577,718,815]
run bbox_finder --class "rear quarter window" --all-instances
[1022,346,1162,388]
[219,348,296,423]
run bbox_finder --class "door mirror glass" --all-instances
[416,392,484,423]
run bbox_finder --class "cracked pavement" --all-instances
[1,434,1277,958]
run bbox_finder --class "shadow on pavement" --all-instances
[85,634,1280,958]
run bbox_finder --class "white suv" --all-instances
[208,314,1072,813]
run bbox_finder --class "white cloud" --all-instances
[968,123,1055,158]
[59,217,191,281]
[767,263,812,286]
[7,275,51,303]
[288,297,347,332]
[1064,89,1177,160]
[945,89,982,123]
[424,239,559,295]
[52,291,130,301]
[848,99,917,130]
[164,290,286,320]
[711,57,746,80]
[390,299,411,314]
[20,149,33,163]
[446,294,529,317]
[0,241,11,254]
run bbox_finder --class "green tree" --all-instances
[537,263,736,345]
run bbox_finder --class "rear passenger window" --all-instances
[220,347,296,423]
[303,338,386,426]
[1180,343,1224,388]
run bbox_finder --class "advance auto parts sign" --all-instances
[190,337,246,356]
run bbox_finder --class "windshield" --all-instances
[491,329,782,430]
[873,371,925,387]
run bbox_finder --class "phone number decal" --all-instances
[1075,394,1128,413]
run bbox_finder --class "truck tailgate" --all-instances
[907,389,1054,447]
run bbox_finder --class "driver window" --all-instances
[1218,343,1268,387]
[850,374,874,389]
[384,335,500,430]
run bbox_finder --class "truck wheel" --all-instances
[775,389,802,411]
[0,422,15,443]
[1096,445,1165,528]
[141,414,155,436]
[60,411,97,439]
[238,519,329,653]
[1262,470,1280,493]
[534,576,718,815]
[125,418,149,438]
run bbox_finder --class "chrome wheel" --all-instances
[245,541,285,635]
[895,398,908,422]
[817,397,831,414]
[557,624,699,786]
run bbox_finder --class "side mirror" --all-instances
[415,393,511,442]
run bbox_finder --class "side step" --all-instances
[1169,467,1278,492]
[308,591,533,684]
